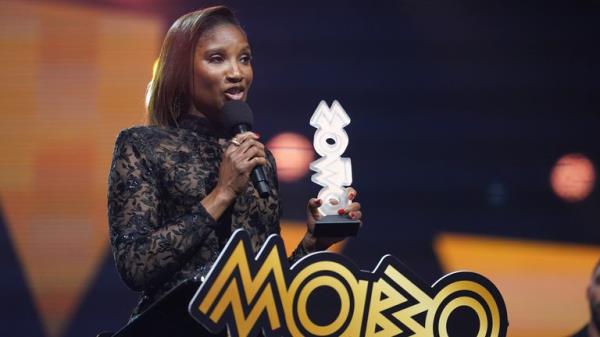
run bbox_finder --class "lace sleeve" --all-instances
[107,128,218,291]
[263,149,310,264]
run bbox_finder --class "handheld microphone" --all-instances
[221,101,270,198]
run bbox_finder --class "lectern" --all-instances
[110,279,224,337]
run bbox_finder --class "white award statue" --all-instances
[309,100,361,237]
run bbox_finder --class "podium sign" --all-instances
[189,230,508,337]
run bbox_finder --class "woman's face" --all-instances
[192,23,253,117]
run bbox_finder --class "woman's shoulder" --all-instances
[112,125,184,161]
[115,124,173,142]
[114,124,188,149]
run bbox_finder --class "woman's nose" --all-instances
[226,61,243,83]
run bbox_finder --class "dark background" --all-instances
[2,0,599,336]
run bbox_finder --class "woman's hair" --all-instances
[147,6,241,127]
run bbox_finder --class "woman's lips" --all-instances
[224,88,244,100]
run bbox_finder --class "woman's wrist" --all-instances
[214,184,237,204]
[302,231,326,252]
[201,185,237,220]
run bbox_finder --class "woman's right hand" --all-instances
[215,131,267,202]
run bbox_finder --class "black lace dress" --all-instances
[107,114,308,318]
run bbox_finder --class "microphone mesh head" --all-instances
[221,101,254,136]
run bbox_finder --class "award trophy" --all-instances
[309,100,360,237]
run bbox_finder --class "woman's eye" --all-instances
[240,54,252,64]
[208,55,223,63]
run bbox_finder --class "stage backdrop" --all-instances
[1,1,599,337]
[0,1,159,336]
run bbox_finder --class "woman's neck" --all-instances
[186,103,226,138]
[188,103,207,118]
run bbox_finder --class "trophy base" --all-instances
[313,215,361,237]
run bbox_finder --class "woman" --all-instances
[107,6,362,320]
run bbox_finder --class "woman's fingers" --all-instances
[233,147,266,171]
[347,201,361,211]
[338,201,361,216]
[348,210,362,220]
[242,143,266,160]
[307,198,322,218]
[227,132,259,152]
[236,131,259,141]
[236,139,264,156]
[248,157,268,169]
[231,154,267,173]
[233,132,259,146]
[335,186,360,216]
[308,198,321,210]
[346,187,357,201]
[228,131,266,173]
[218,132,266,197]
[229,131,254,144]
[231,133,265,159]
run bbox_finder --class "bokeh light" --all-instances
[550,153,596,202]
[266,132,314,182]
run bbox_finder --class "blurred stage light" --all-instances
[550,153,596,202]
[266,132,314,182]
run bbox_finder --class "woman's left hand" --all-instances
[302,187,362,252]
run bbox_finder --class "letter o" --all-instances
[313,128,349,157]
[427,280,502,337]
[296,275,351,336]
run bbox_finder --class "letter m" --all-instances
[190,232,291,337]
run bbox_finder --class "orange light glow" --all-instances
[435,232,600,337]
[0,2,161,336]
[266,132,314,182]
[550,153,596,202]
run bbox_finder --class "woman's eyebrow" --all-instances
[202,45,252,56]
[203,47,226,56]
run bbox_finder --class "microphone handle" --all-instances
[235,125,270,198]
